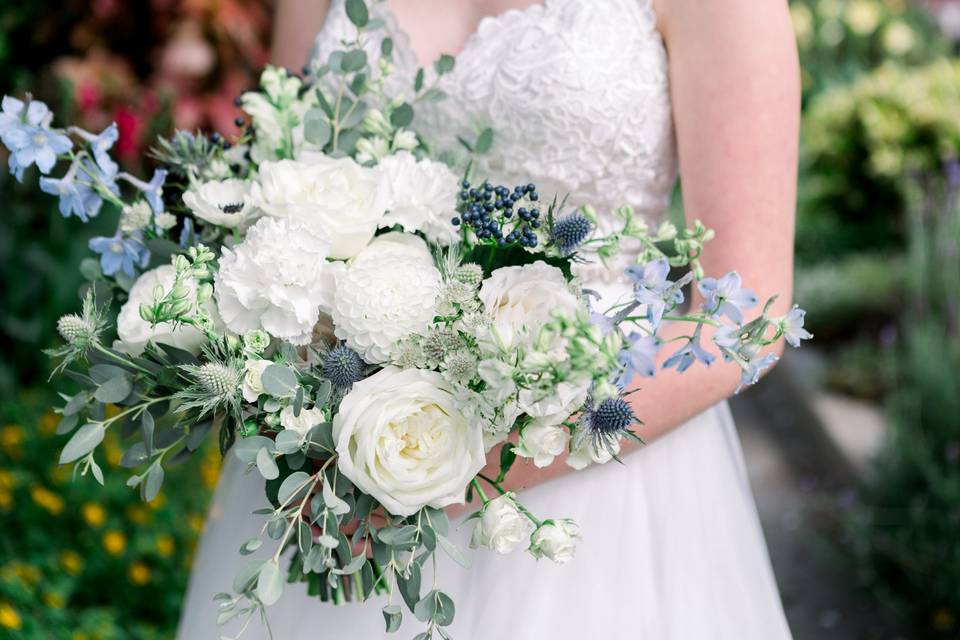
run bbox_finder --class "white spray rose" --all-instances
[241,359,273,403]
[515,421,570,468]
[251,155,387,259]
[115,265,215,356]
[478,261,582,341]
[529,520,581,564]
[566,436,620,471]
[182,179,257,229]
[333,367,486,517]
[469,494,533,555]
[280,405,325,441]
[377,151,460,246]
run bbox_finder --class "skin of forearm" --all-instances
[271,0,331,69]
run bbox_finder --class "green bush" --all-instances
[0,391,219,639]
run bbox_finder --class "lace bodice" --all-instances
[311,0,677,297]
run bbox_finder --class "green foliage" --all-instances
[0,391,217,639]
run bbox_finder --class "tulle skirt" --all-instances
[176,402,792,639]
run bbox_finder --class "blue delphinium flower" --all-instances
[86,123,119,176]
[179,217,196,248]
[737,348,778,390]
[618,332,660,385]
[625,258,684,329]
[141,169,168,213]
[39,174,103,222]
[1,97,72,182]
[662,328,715,373]
[697,271,758,324]
[780,305,813,348]
[88,233,150,278]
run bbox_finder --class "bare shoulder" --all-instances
[650,0,793,45]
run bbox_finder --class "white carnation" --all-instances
[182,179,257,229]
[115,265,215,356]
[478,261,582,341]
[470,494,533,555]
[251,155,387,259]
[214,217,336,345]
[377,151,459,246]
[331,233,441,363]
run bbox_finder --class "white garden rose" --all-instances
[566,435,620,471]
[182,179,257,229]
[240,359,273,403]
[478,262,582,340]
[469,494,533,555]
[529,520,581,564]
[333,367,486,517]
[115,265,215,356]
[331,233,441,363]
[280,405,325,440]
[251,155,387,259]
[515,421,569,468]
[377,151,459,246]
[215,217,336,345]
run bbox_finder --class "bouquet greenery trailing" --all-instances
[2,1,810,637]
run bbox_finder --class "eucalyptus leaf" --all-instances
[434,54,455,75]
[277,471,311,504]
[414,68,425,92]
[89,364,129,384]
[275,429,303,455]
[142,464,165,502]
[390,103,414,128]
[79,257,103,282]
[256,560,284,606]
[436,534,470,569]
[322,480,350,515]
[341,49,368,73]
[62,391,91,417]
[94,375,132,404]
[345,0,369,27]
[234,435,275,463]
[142,410,155,457]
[261,364,299,398]
[239,537,263,555]
[333,554,366,576]
[475,127,494,154]
[256,447,280,480]
[303,109,332,147]
[414,590,438,623]
[382,604,402,633]
[307,423,335,453]
[314,379,333,406]
[119,443,148,470]
[59,422,105,464]
[434,591,455,626]
[186,419,213,451]
[56,413,79,436]
[398,561,421,613]
[89,458,104,485]
[381,37,394,57]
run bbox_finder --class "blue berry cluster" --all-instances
[451,179,542,248]
[550,212,593,255]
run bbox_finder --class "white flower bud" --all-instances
[529,520,581,564]
[469,494,532,555]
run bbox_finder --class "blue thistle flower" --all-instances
[322,344,364,389]
[575,395,640,459]
[550,212,592,254]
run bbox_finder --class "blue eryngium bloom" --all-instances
[1,97,72,182]
[88,233,150,278]
[618,332,660,385]
[662,328,715,373]
[39,175,103,222]
[780,305,813,348]
[625,258,684,329]
[697,271,758,324]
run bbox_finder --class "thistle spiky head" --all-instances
[57,314,97,348]
[321,344,365,389]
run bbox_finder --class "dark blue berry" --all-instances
[451,217,461,226]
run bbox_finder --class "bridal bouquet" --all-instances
[3,1,811,637]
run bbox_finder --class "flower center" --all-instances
[32,132,48,146]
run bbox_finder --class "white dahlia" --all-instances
[215,217,336,345]
[331,233,441,363]
[377,151,460,246]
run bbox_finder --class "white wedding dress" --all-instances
[177,1,794,638]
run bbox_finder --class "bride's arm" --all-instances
[271,0,332,69]
[470,0,801,498]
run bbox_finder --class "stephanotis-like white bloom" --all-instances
[182,179,257,229]
[240,358,273,403]
[331,233,441,363]
[470,493,533,555]
[115,265,216,356]
[529,520,581,564]
[215,217,336,345]
[478,261,582,340]
[251,154,387,259]
[377,151,460,246]
[333,367,486,517]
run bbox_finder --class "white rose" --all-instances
[182,179,257,229]
[377,151,460,246]
[251,155,387,259]
[333,367,486,517]
[529,520,581,564]
[469,494,533,555]
[241,359,273,403]
[280,405,325,440]
[478,262,582,340]
[515,421,569,468]
[115,265,215,356]
[566,435,620,471]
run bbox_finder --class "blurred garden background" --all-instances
[0,0,959,638]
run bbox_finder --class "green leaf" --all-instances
[341,49,368,73]
[89,364,128,384]
[56,413,79,436]
[334,554,366,576]
[314,379,333,406]
[307,423,335,453]
[390,103,414,128]
[434,54,455,75]
[186,419,213,451]
[475,127,494,154]
[377,525,418,547]
[239,537,263,555]
[79,257,102,282]
[119,442,148,469]
[94,375,132,404]
[436,534,470,569]
[322,479,351,515]
[233,559,265,593]
[234,435,274,463]
[496,442,517,483]
[89,458,104,485]
[59,423,105,464]
[256,560,284,606]
[275,429,303,455]
[414,590,438,623]
[256,447,280,480]
[277,471,311,504]
[434,591,455,626]
[382,605,402,633]
[398,561,422,613]
[381,37,394,57]
[303,109,332,147]
[414,68,425,92]
[142,410,155,457]
[142,464,164,502]
[261,364,299,398]
[345,0,369,27]
[63,391,90,417]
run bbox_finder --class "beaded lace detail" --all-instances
[311,0,677,296]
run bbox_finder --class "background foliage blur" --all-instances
[0,0,958,637]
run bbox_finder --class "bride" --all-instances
[178,0,799,637]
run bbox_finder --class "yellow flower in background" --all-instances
[155,535,176,557]
[42,592,65,609]
[105,404,122,419]
[0,470,14,490]
[128,561,151,586]
[790,4,814,46]
[0,602,21,630]
[188,513,205,534]
[10,563,41,585]
[30,485,64,515]
[103,436,124,467]
[932,608,955,630]
[0,492,11,511]
[82,502,106,528]
[0,424,23,456]
[200,447,221,489]
[883,19,915,55]
[819,19,845,47]
[60,550,83,575]
[72,633,89,640]
[845,0,882,35]
[39,411,59,435]
[127,504,151,524]
[49,464,71,486]
[147,492,167,509]
[102,530,127,556]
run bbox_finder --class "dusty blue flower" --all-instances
[662,328,715,373]
[698,271,757,324]
[141,169,168,213]
[625,258,684,329]
[737,350,778,390]
[178,217,196,247]
[780,305,812,348]
[39,174,103,222]
[89,232,150,277]
[618,332,660,384]
[85,123,119,176]
[3,122,71,182]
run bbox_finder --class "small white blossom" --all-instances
[154,212,177,230]
[119,201,152,232]
[241,359,273,403]
[470,494,532,555]
[529,520,581,564]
